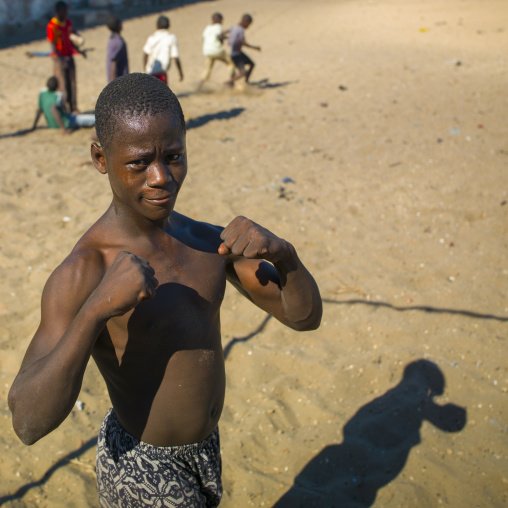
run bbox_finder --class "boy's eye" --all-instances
[165,154,183,163]
[127,160,147,168]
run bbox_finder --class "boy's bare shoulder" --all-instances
[43,234,106,303]
[168,211,223,253]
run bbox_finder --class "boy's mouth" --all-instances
[143,193,172,205]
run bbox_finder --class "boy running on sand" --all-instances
[228,14,261,83]
[9,73,322,506]
[200,12,235,86]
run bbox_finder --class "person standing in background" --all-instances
[106,15,129,83]
[46,1,86,113]
[143,15,183,85]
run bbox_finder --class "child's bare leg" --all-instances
[245,63,255,83]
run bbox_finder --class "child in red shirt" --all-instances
[47,1,86,113]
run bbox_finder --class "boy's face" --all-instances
[93,112,187,223]
[56,6,68,22]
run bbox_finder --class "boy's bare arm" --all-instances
[173,57,184,81]
[8,250,158,445]
[243,41,261,51]
[220,216,322,331]
[31,109,42,130]
[50,104,70,133]
[110,59,117,82]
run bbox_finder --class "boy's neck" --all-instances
[105,201,171,238]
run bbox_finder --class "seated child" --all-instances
[32,76,95,134]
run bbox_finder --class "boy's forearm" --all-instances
[175,58,184,80]
[273,247,322,331]
[51,41,61,58]
[244,42,260,50]
[50,105,66,130]
[110,60,117,82]
[8,304,108,445]
[32,110,42,130]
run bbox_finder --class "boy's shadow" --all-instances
[274,359,466,507]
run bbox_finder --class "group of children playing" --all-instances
[34,2,261,136]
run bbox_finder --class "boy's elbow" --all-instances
[13,422,40,446]
[10,412,46,446]
[288,307,323,332]
[8,390,43,446]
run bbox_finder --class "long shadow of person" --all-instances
[273,359,466,507]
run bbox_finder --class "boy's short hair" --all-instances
[55,1,67,11]
[212,13,223,23]
[95,73,186,151]
[242,14,253,24]
[107,14,122,33]
[157,15,170,29]
[47,76,59,91]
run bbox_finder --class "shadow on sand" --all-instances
[248,78,297,89]
[0,128,37,140]
[322,298,508,322]
[0,436,97,505]
[273,359,466,507]
[186,107,245,130]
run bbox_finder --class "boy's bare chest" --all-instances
[100,245,226,355]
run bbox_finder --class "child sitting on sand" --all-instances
[9,73,322,506]
[31,76,95,134]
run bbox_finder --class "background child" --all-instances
[31,76,95,134]
[227,14,261,83]
[143,15,183,84]
[106,15,129,83]
[46,1,87,113]
[200,12,235,86]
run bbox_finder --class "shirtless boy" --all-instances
[8,73,322,507]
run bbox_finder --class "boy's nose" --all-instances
[147,162,172,187]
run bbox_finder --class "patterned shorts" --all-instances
[96,408,222,507]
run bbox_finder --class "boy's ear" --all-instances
[91,142,107,174]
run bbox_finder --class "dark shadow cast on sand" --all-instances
[273,359,467,507]
[186,107,245,130]
[323,298,508,322]
[0,128,38,140]
[248,78,297,89]
[223,314,272,360]
[0,436,97,505]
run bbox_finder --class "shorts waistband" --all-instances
[103,408,218,459]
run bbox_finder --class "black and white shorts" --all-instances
[96,408,222,507]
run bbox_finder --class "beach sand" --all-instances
[0,0,507,506]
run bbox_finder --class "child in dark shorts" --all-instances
[227,14,261,83]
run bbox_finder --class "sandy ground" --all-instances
[0,0,507,506]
